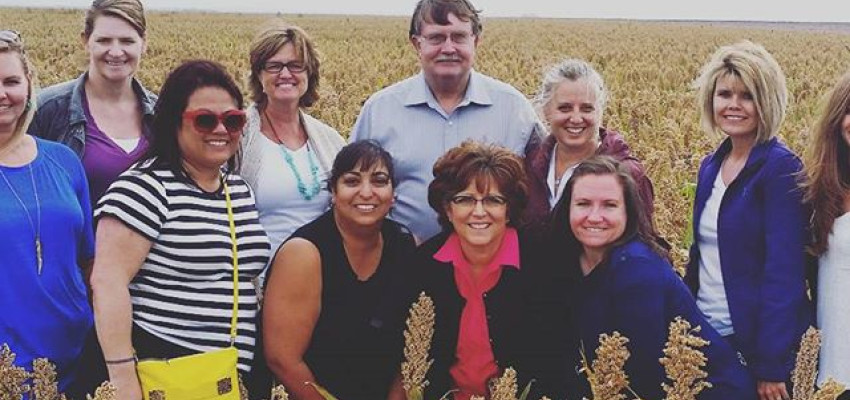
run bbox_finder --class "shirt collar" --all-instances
[433,227,520,270]
[404,70,493,108]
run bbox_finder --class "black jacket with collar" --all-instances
[413,229,555,399]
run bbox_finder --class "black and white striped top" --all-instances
[95,165,270,372]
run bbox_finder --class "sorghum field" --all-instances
[4,8,850,266]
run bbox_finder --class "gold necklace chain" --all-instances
[0,163,43,274]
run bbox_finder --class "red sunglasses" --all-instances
[182,109,247,133]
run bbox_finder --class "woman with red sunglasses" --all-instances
[90,60,271,400]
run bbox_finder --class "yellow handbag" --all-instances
[136,181,242,400]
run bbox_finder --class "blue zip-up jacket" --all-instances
[686,137,812,382]
[568,239,756,400]
[28,72,156,157]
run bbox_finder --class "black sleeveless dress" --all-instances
[285,210,417,399]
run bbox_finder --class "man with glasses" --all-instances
[350,0,542,243]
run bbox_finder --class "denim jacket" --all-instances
[28,73,157,157]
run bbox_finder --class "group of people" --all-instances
[1,0,848,399]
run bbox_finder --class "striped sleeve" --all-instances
[95,169,168,241]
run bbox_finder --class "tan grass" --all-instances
[401,292,436,400]
[581,332,632,400]
[659,317,712,400]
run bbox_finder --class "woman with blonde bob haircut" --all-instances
[239,21,345,255]
[694,40,788,143]
[802,70,850,395]
[687,40,811,400]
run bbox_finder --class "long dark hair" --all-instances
[142,60,244,186]
[549,155,665,261]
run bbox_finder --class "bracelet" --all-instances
[104,356,137,365]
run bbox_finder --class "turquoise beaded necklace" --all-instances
[280,145,321,200]
[265,110,322,200]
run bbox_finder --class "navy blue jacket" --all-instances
[574,239,756,400]
[686,137,812,382]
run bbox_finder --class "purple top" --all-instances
[81,90,149,204]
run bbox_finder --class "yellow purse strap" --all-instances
[223,180,239,345]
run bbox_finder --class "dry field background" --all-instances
[4,8,850,266]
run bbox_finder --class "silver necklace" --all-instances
[0,164,43,274]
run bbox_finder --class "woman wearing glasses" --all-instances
[240,21,345,255]
[414,141,541,400]
[29,0,155,205]
[1,29,96,394]
[90,60,270,400]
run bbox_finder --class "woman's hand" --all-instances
[107,362,143,400]
[757,380,789,400]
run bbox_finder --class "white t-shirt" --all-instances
[253,137,331,254]
[696,172,735,336]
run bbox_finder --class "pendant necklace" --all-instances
[265,110,321,200]
[0,163,43,274]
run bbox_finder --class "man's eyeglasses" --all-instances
[182,109,247,134]
[449,194,508,211]
[0,30,23,50]
[416,32,474,46]
[262,61,306,74]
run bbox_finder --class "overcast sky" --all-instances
[4,0,850,23]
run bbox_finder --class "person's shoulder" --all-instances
[384,218,416,243]
[36,136,76,158]
[36,137,82,173]
[473,71,529,100]
[763,138,801,166]
[609,239,673,280]
[302,112,343,140]
[362,74,420,106]
[415,231,451,258]
[37,77,79,107]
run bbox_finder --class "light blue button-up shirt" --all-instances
[350,70,543,242]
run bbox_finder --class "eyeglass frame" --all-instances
[415,32,476,47]
[448,194,509,211]
[182,109,247,134]
[262,61,307,74]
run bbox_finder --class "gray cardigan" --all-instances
[238,104,345,192]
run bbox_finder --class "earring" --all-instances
[24,98,33,111]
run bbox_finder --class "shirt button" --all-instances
[448,121,453,126]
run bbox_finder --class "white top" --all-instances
[111,137,140,153]
[696,172,734,336]
[546,143,577,207]
[818,212,850,386]
[238,104,345,253]
[253,138,331,253]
